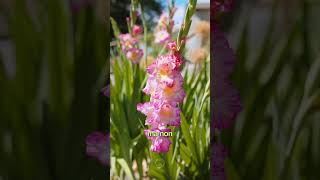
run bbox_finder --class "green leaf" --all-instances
[224,158,241,180]
[117,159,135,180]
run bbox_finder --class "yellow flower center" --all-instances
[160,104,172,117]
[159,64,170,75]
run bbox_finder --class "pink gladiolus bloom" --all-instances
[119,33,137,50]
[167,41,177,52]
[132,25,142,36]
[143,75,185,103]
[143,56,185,103]
[144,128,172,153]
[168,53,183,69]
[155,30,170,44]
[125,48,143,64]
[137,101,180,128]
[155,73,185,103]
[211,1,240,179]
[146,55,179,77]
[85,132,109,166]
[142,76,158,96]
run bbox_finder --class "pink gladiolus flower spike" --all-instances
[138,21,184,153]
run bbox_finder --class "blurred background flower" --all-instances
[85,132,109,166]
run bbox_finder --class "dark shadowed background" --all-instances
[0,0,108,179]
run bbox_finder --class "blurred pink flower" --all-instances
[212,24,236,79]
[157,13,169,29]
[213,77,241,129]
[155,30,170,44]
[101,85,110,97]
[125,48,144,64]
[211,144,228,180]
[167,41,177,52]
[132,25,142,36]
[119,33,137,50]
[212,23,241,130]
[85,132,109,166]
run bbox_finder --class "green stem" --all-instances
[140,3,148,65]
[177,0,197,54]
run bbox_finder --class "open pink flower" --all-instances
[85,132,109,166]
[155,73,185,103]
[119,33,137,50]
[125,48,143,64]
[137,101,180,128]
[146,54,181,77]
[154,30,170,44]
[144,54,180,93]
[144,128,172,153]
[142,73,185,103]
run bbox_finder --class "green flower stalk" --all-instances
[177,0,197,53]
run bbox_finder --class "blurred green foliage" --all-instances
[0,0,108,179]
[220,1,320,179]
